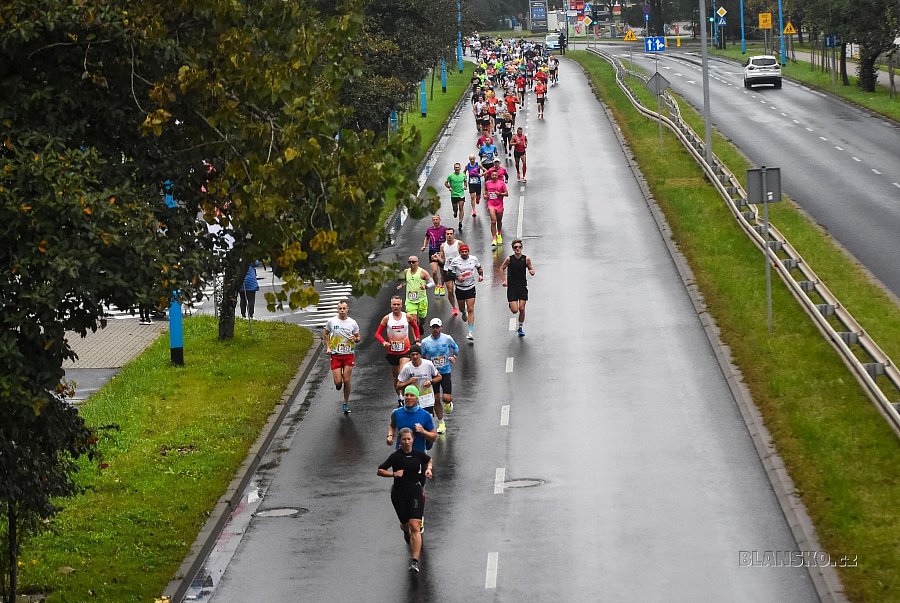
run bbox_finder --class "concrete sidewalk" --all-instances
[64,319,167,370]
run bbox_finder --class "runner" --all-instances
[378,427,433,575]
[397,344,445,433]
[444,163,467,232]
[511,127,528,182]
[397,255,434,334]
[549,57,559,84]
[486,158,509,183]
[484,169,509,247]
[420,318,460,417]
[500,239,536,337]
[386,386,437,452]
[375,296,421,405]
[421,215,448,297]
[440,228,463,316]
[498,110,514,157]
[478,137,498,170]
[464,155,483,218]
[445,244,483,341]
[504,88,519,126]
[534,79,547,120]
[515,72,526,104]
[322,300,361,414]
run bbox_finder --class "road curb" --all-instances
[162,341,323,603]
[584,67,848,603]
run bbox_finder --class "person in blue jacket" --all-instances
[239,262,260,319]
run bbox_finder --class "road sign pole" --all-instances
[656,54,662,147]
[777,0,785,65]
[712,0,718,47]
[739,0,746,53]
[761,166,774,334]
[698,0,713,165]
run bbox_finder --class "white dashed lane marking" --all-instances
[893,182,900,189]
[500,405,510,426]
[852,156,861,162]
[494,468,506,494]
[505,357,514,373]
[835,146,844,151]
[819,136,828,141]
[872,169,882,175]
[485,552,499,589]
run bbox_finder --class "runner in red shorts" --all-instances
[322,300,362,414]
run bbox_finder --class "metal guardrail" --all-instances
[587,47,900,438]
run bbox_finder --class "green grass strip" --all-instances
[711,43,900,123]
[570,50,900,602]
[18,316,312,602]
[378,63,476,226]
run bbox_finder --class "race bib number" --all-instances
[469,176,480,184]
[407,290,419,301]
[390,341,405,352]
[488,192,498,200]
[418,391,436,408]
[432,355,447,368]
[335,343,352,355]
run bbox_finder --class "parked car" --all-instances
[743,55,782,89]
[545,33,560,51]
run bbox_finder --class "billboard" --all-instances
[530,0,549,32]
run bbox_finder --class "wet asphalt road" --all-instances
[198,58,816,601]
[620,46,900,298]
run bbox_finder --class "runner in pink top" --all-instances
[484,170,509,248]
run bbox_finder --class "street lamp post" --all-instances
[698,0,713,165]
[739,0,746,53]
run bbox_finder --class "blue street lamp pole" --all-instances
[420,79,427,117]
[740,0,746,53]
[777,0,785,65]
[457,0,463,73]
[712,0,717,47]
[441,58,447,93]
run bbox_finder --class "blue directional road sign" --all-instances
[585,3,593,12]
[717,16,726,26]
[644,36,666,52]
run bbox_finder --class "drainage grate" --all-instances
[503,478,545,489]
[254,507,309,518]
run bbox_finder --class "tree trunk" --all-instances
[218,257,246,340]
[7,503,16,603]
[856,45,879,92]
[840,43,849,86]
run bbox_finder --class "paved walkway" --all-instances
[63,319,166,369]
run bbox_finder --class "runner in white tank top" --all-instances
[440,229,465,316]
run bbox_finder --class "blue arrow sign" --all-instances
[585,3,593,12]
[644,36,666,52]
[644,13,649,22]
[717,16,726,26]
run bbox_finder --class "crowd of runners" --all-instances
[322,36,550,577]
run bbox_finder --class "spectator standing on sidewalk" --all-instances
[238,262,260,319]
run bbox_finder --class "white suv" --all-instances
[743,55,782,89]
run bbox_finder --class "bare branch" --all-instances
[130,44,146,113]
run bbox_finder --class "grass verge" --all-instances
[377,63,476,226]
[710,44,900,123]
[18,316,312,602]
[570,50,900,602]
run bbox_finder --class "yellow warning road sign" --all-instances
[783,22,797,35]
[759,13,772,30]
[624,29,637,42]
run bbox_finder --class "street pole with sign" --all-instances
[712,0,717,47]
[739,0,746,53]
[747,166,782,334]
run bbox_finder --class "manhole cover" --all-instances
[254,507,309,518]
[503,478,545,489]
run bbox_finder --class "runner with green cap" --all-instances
[386,385,437,453]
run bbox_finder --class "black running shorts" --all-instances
[507,285,528,302]
[456,286,476,301]
[391,487,425,523]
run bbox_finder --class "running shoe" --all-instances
[342,402,351,414]
[491,238,497,247]
[409,559,420,574]
[437,419,446,434]
[397,396,403,407]
[466,331,474,341]
[517,327,525,337]
[451,307,459,316]
[472,211,477,217]
[335,382,342,391]
[497,233,503,244]
[444,401,454,413]
[458,221,463,231]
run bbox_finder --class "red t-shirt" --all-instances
[512,134,527,153]
[504,95,518,113]
[515,76,526,90]
[535,84,547,99]
[535,71,549,84]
